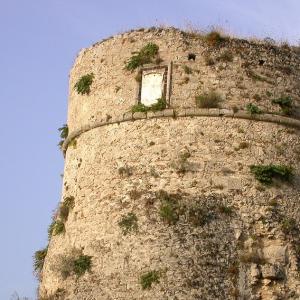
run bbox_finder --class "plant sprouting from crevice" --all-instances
[74,73,94,95]
[140,270,160,289]
[195,91,222,108]
[246,103,262,115]
[272,96,293,115]
[59,196,75,222]
[118,212,138,235]
[125,43,159,71]
[58,124,68,149]
[131,98,166,113]
[33,247,48,276]
[54,249,92,279]
[250,164,293,185]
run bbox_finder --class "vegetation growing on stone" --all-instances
[55,249,92,279]
[131,98,166,113]
[140,270,160,289]
[272,96,293,115]
[58,124,68,148]
[33,247,48,275]
[195,91,222,108]
[125,43,159,71]
[74,73,94,95]
[73,254,93,276]
[205,30,227,47]
[250,164,293,185]
[246,103,262,115]
[59,196,75,222]
[48,220,65,237]
[157,190,180,225]
[118,212,138,235]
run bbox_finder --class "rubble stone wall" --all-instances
[40,28,300,300]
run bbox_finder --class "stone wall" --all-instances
[68,27,300,132]
[39,28,300,300]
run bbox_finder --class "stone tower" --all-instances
[39,28,300,299]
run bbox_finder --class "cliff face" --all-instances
[39,28,300,300]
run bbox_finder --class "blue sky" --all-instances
[0,0,299,298]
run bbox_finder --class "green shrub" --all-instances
[58,124,68,148]
[246,103,262,114]
[140,270,160,289]
[131,103,149,113]
[131,98,166,113]
[48,220,65,238]
[74,73,94,95]
[48,220,56,240]
[158,190,180,225]
[33,247,48,275]
[250,164,293,185]
[59,196,75,222]
[195,91,222,108]
[205,31,227,46]
[53,220,65,236]
[57,249,92,278]
[118,212,138,235]
[125,43,159,71]
[272,96,293,115]
[73,255,92,276]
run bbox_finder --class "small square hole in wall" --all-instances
[139,66,167,106]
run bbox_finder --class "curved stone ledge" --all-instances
[62,108,300,154]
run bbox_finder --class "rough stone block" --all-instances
[184,108,196,116]
[261,264,284,280]
[207,108,220,116]
[123,112,133,121]
[152,110,164,118]
[132,112,147,120]
[163,109,175,117]
[220,108,234,117]
[194,108,209,116]
[175,109,186,117]
[234,111,253,120]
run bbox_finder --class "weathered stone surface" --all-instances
[261,264,285,280]
[40,27,300,300]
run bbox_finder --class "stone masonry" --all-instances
[39,27,300,300]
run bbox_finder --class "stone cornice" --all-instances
[62,108,300,155]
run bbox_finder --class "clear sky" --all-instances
[0,0,299,298]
